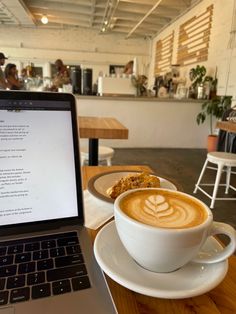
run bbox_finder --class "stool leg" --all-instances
[225,166,231,194]
[194,159,209,193]
[210,163,224,209]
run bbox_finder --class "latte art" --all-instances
[120,190,207,228]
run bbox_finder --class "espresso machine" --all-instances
[82,68,93,95]
[70,66,82,94]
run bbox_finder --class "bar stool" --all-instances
[194,152,236,208]
[80,145,114,166]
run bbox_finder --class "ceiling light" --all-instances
[104,20,108,25]
[102,27,106,32]
[41,15,48,24]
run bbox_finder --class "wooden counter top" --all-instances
[75,95,203,103]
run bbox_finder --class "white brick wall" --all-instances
[149,0,235,93]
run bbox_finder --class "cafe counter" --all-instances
[76,95,211,149]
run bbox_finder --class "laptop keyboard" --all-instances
[0,231,91,306]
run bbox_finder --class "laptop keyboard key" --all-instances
[0,247,7,256]
[7,275,25,289]
[10,287,30,303]
[66,245,81,255]
[0,255,14,267]
[27,272,45,285]
[32,283,51,299]
[50,247,65,258]
[47,264,87,282]
[37,259,54,271]
[18,261,36,274]
[0,265,17,277]
[52,279,71,295]
[0,278,6,290]
[15,252,31,264]
[55,254,84,268]
[33,250,49,260]
[8,245,23,254]
[25,242,40,252]
[41,240,56,249]
[0,278,5,290]
[0,291,9,305]
[72,276,91,291]
[57,237,78,247]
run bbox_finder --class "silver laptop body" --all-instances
[0,91,117,314]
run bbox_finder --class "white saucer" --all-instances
[94,221,228,299]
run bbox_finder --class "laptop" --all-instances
[0,91,117,314]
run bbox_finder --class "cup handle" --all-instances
[192,222,236,264]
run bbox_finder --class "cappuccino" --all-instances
[120,189,207,229]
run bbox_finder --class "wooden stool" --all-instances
[194,152,236,208]
[80,146,114,166]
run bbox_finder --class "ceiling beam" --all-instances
[37,16,90,27]
[0,0,36,25]
[31,9,104,21]
[116,4,179,17]
[25,0,92,15]
[114,11,171,24]
[119,0,157,5]
[115,20,165,29]
[126,0,163,38]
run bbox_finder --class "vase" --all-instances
[207,135,218,152]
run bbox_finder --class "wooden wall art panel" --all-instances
[177,4,213,66]
[154,31,174,76]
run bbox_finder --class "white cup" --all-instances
[114,188,236,273]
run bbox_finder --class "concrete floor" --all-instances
[112,148,236,245]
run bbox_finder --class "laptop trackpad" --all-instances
[0,307,14,314]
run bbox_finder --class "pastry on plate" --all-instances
[108,172,160,199]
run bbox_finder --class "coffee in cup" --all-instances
[119,189,208,229]
[115,188,236,273]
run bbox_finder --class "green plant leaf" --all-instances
[196,112,206,125]
[196,95,232,134]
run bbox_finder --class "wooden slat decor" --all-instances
[154,31,174,76]
[177,4,213,66]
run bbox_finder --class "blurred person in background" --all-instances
[0,52,9,89]
[4,63,23,90]
[51,59,70,91]
[123,60,134,75]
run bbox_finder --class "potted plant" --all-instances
[189,65,206,98]
[196,96,232,151]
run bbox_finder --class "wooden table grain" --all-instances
[79,116,128,139]
[78,116,128,165]
[216,121,236,133]
[83,165,236,314]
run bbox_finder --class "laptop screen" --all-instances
[0,92,83,230]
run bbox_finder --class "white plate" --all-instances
[88,170,177,203]
[94,221,228,299]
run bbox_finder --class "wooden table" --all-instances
[216,121,236,152]
[78,116,128,166]
[216,121,236,133]
[83,165,236,314]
